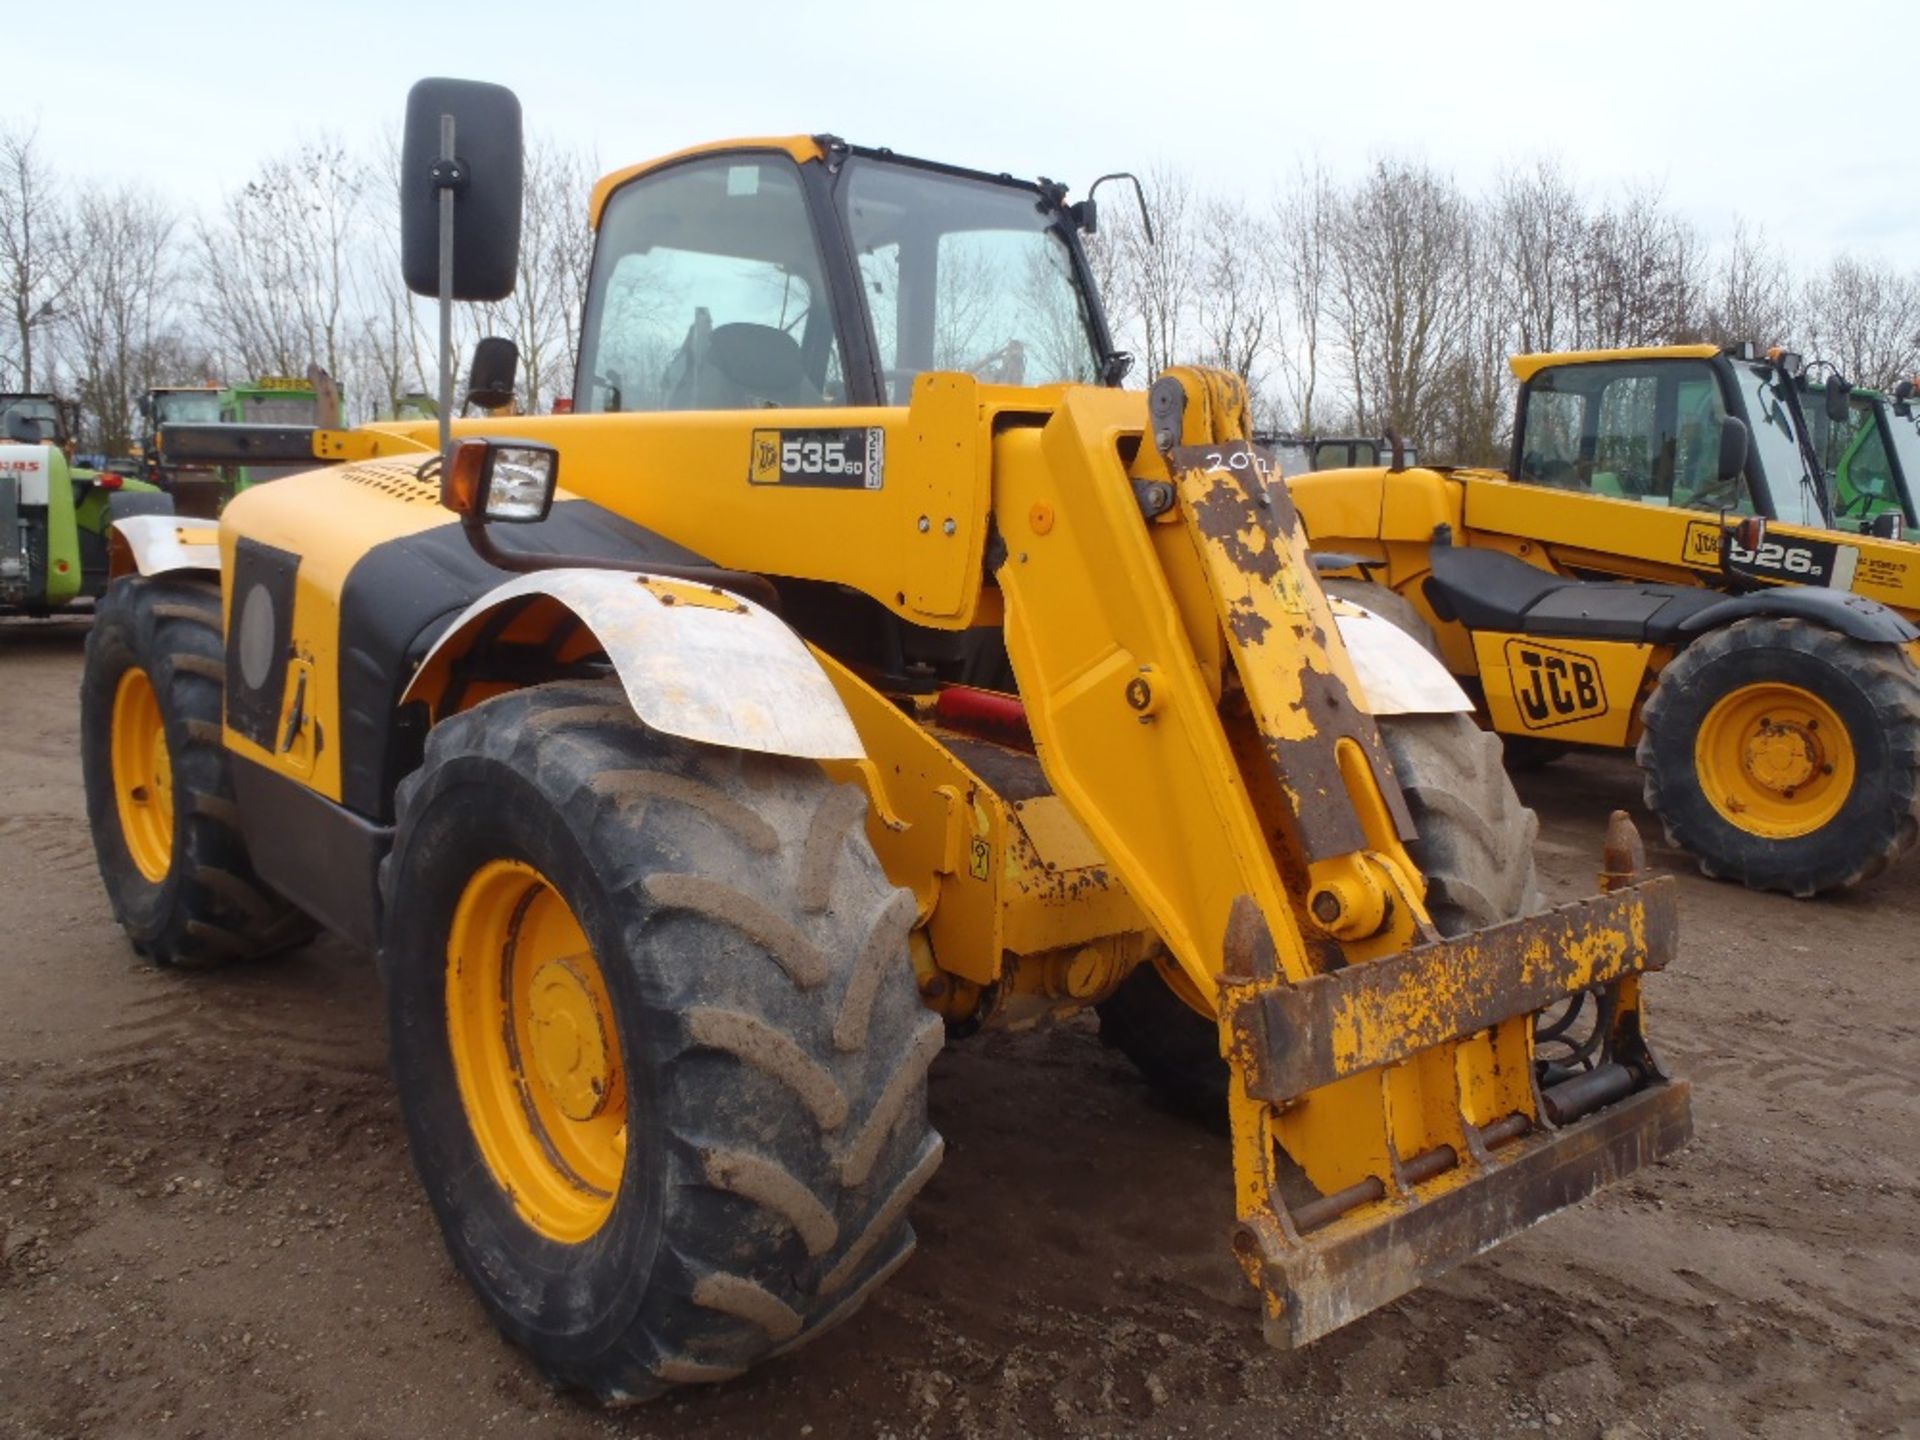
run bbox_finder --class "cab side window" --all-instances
[577,156,845,413]
[1518,360,1751,513]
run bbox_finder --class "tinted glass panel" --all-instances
[579,156,845,413]
[1517,360,1752,514]
[843,158,1100,402]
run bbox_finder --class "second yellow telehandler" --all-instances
[1292,343,1920,896]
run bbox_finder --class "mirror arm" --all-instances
[435,114,460,460]
[457,512,782,611]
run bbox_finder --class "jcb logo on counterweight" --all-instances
[1504,639,1607,729]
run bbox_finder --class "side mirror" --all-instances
[1717,414,1750,483]
[1866,511,1905,541]
[465,337,520,411]
[400,77,524,302]
[1826,373,1853,425]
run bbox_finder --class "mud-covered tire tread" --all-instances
[1097,711,1540,1119]
[1636,616,1920,896]
[81,575,313,968]
[1381,712,1543,933]
[380,681,942,1403]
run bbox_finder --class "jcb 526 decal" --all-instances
[1504,638,1608,729]
[749,427,885,490]
[1723,530,1857,589]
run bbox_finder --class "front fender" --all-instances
[401,568,865,761]
[109,513,220,581]
[1332,602,1473,716]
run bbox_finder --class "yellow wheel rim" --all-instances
[446,859,626,1243]
[110,667,174,883]
[1695,682,1855,839]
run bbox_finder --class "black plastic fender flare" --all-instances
[1676,586,1918,645]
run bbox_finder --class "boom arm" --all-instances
[992,366,1690,1343]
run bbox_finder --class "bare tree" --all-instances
[1702,220,1793,348]
[470,138,595,411]
[0,121,75,392]
[195,140,366,383]
[1579,184,1703,347]
[1327,159,1475,440]
[1801,254,1920,388]
[56,186,180,452]
[1108,165,1198,380]
[1493,158,1585,354]
[1271,167,1336,433]
[1193,195,1275,395]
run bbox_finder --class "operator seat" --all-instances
[696,323,821,409]
[665,311,821,410]
[1421,539,1726,644]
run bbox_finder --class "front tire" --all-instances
[80,575,311,967]
[1637,617,1920,896]
[381,682,943,1402]
[1098,711,1540,1119]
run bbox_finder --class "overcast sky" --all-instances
[10,0,1916,268]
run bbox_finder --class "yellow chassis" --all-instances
[196,365,1690,1343]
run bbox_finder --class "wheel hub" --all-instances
[1741,715,1821,796]
[1695,681,1854,839]
[527,955,615,1121]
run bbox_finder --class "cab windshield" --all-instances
[153,392,222,425]
[1731,360,1825,526]
[0,396,59,442]
[840,157,1103,402]
[229,392,318,425]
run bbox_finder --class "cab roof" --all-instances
[589,137,825,228]
[1509,345,1719,383]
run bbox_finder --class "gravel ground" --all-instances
[3,612,1915,1439]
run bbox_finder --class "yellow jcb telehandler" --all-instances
[83,79,1690,1402]
[1291,343,1920,897]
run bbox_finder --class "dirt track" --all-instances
[3,612,1917,1439]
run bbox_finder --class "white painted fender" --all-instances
[402,568,866,761]
[110,514,221,579]
[1332,601,1473,716]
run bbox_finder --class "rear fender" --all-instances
[1678,585,1918,644]
[108,513,219,581]
[401,567,865,761]
[1331,601,1472,715]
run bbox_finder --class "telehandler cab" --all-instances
[84,78,1690,1401]
[1290,343,1920,897]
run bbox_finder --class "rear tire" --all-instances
[1098,711,1539,1119]
[381,681,943,1403]
[80,575,312,967]
[1637,617,1920,896]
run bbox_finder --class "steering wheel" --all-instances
[1682,473,1746,512]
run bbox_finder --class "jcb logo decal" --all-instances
[1682,520,1722,568]
[1505,639,1607,729]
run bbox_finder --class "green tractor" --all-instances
[1,393,171,616]
[217,375,336,493]
[1798,376,1919,535]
